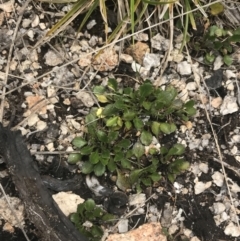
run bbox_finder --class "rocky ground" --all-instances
[0,1,240,241]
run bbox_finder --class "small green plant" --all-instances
[70,199,115,241]
[198,26,240,66]
[68,79,196,190]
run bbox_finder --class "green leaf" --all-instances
[101,157,109,165]
[93,85,105,95]
[108,78,118,91]
[94,162,106,176]
[106,116,118,127]
[140,131,153,145]
[149,173,161,182]
[102,104,118,116]
[107,158,117,172]
[101,149,110,159]
[114,152,124,162]
[72,137,87,148]
[95,94,108,103]
[108,131,119,143]
[82,161,94,174]
[84,199,95,211]
[125,121,132,130]
[85,112,97,125]
[68,153,81,164]
[123,111,136,121]
[117,139,131,149]
[223,55,233,66]
[129,169,144,184]
[185,107,197,116]
[96,130,108,142]
[133,117,144,130]
[151,122,161,136]
[209,2,224,16]
[70,213,80,224]
[90,152,99,164]
[139,82,154,98]
[114,99,126,110]
[205,53,215,64]
[184,100,194,108]
[102,213,115,221]
[80,146,93,155]
[116,169,131,191]
[132,142,145,158]
[91,225,103,237]
[121,158,132,169]
[171,159,190,172]
[141,177,152,186]
[142,101,152,110]
[160,123,176,134]
[167,144,185,156]
[167,173,176,183]
[160,146,168,155]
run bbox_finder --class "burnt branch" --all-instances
[0,123,87,241]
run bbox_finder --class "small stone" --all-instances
[213,55,223,70]
[168,224,179,235]
[125,42,150,65]
[226,80,234,91]
[186,82,197,90]
[39,22,46,30]
[232,135,240,143]
[231,146,238,155]
[205,69,223,89]
[27,113,39,126]
[129,193,146,206]
[89,36,98,47]
[63,98,71,105]
[22,19,32,28]
[190,237,201,241]
[86,19,96,29]
[171,49,184,63]
[220,96,238,115]
[199,163,208,173]
[44,50,64,66]
[92,48,118,71]
[143,53,161,70]
[120,53,133,63]
[70,119,81,130]
[211,97,222,108]
[31,15,40,28]
[47,86,59,104]
[135,33,149,41]
[224,222,240,237]
[151,33,170,51]
[177,61,192,76]
[212,171,224,187]
[36,121,47,131]
[52,192,84,217]
[213,202,226,215]
[118,219,128,233]
[194,181,212,195]
[225,70,236,79]
[78,54,92,67]
[107,222,167,241]
[75,91,94,107]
